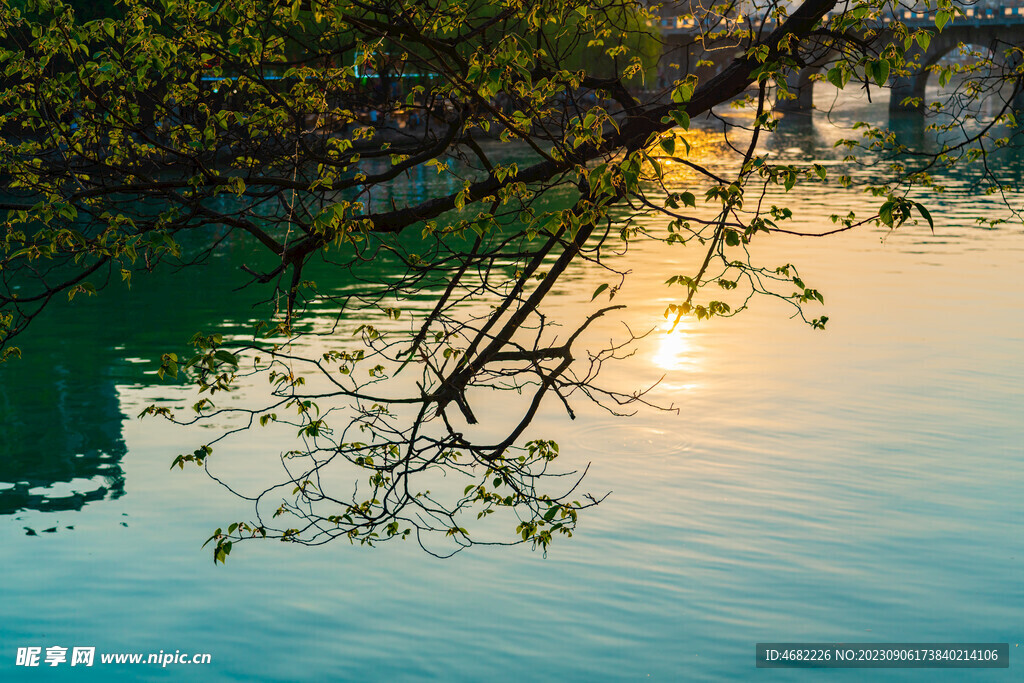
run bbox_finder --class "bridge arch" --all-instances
[776,24,1022,116]
[891,31,1010,113]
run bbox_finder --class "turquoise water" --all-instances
[2,94,1023,680]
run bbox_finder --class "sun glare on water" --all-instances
[651,316,700,373]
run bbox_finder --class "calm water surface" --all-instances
[2,92,1023,680]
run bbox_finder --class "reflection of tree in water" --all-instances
[0,355,126,515]
[0,226,274,517]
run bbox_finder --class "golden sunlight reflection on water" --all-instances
[651,317,700,373]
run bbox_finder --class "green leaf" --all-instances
[914,202,934,233]
[879,200,893,227]
[872,59,890,87]
[826,66,844,89]
[936,10,950,31]
[590,283,609,301]
[671,82,694,104]
[214,350,238,365]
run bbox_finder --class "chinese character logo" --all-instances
[15,647,41,667]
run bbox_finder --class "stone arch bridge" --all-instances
[657,3,1024,116]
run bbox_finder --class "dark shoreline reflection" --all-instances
[0,228,266,517]
[0,345,127,515]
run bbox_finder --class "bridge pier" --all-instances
[889,74,923,114]
[775,67,815,115]
[887,110,926,148]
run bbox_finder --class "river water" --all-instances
[2,90,1022,680]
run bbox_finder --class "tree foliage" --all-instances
[0,0,1019,559]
